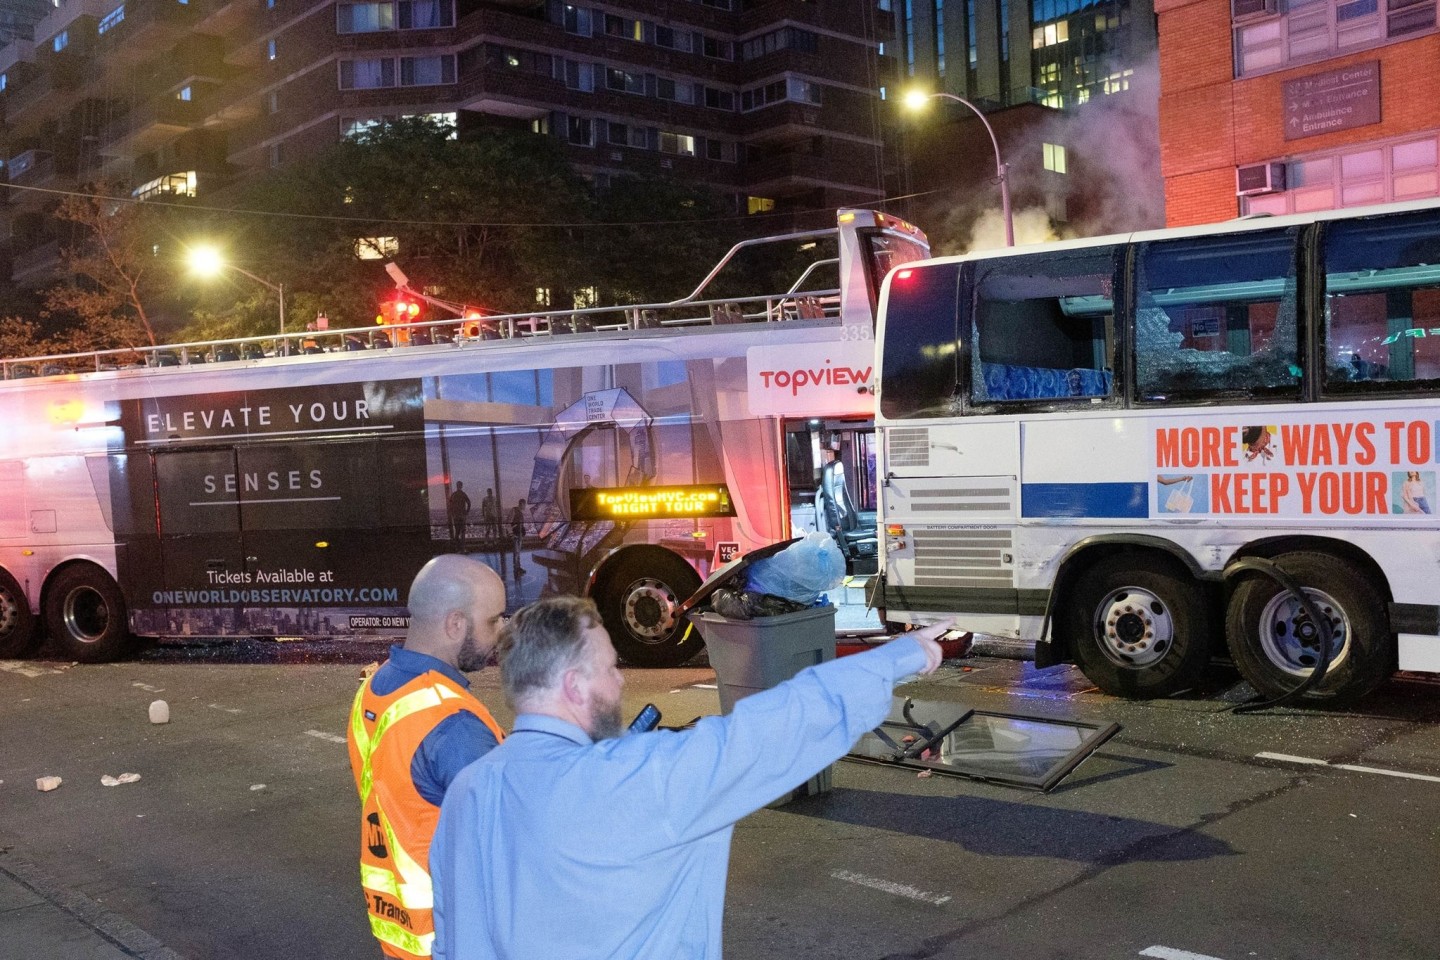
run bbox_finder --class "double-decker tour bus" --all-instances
[873,197,1440,703]
[0,210,927,667]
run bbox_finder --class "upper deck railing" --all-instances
[0,224,851,382]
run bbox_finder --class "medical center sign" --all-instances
[747,340,874,416]
[1150,414,1438,519]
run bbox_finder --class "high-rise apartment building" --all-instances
[0,0,898,283]
[893,0,1154,109]
[1159,0,1440,225]
[891,0,1161,251]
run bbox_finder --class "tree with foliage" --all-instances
[43,188,173,350]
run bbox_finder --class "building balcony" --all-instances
[100,96,204,159]
[5,148,61,186]
[455,66,556,120]
[93,0,201,72]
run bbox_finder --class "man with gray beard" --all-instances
[430,595,949,960]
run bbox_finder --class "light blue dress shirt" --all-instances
[430,636,928,960]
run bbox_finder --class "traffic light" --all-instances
[461,309,483,339]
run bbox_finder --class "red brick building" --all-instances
[1158,0,1440,226]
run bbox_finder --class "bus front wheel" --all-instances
[0,568,39,658]
[1225,552,1392,704]
[1065,554,1212,699]
[595,551,703,668]
[44,565,132,663]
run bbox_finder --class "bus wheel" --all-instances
[595,551,703,668]
[44,565,132,663]
[0,569,39,658]
[1065,554,1211,699]
[1225,552,1392,704]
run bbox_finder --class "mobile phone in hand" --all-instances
[627,703,662,734]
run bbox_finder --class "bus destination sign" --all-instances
[571,484,736,520]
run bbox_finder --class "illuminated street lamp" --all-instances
[903,89,1014,247]
[187,245,287,337]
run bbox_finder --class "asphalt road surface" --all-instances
[1,637,1438,960]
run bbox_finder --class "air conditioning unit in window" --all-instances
[1237,162,1286,196]
[1231,0,1278,19]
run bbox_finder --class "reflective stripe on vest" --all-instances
[371,914,434,957]
[350,681,466,912]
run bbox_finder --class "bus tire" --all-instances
[595,551,703,668]
[44,565,132,663]
[1065,554,1212,699]
[1225,552,1392,704]
[0,568,39,658]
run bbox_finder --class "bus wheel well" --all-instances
[1224,536,1392,603]
[1050,541,1205,662]
[590,545,704,668]
[41,561,133,663]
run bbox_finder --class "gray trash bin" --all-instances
[689,604,837,802]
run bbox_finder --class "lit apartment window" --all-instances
[98,5,125,34]
[354,236,399,260]
[132,171,197,200]
[337,2,394,33]
[747,196,776,214]
[267,38,277,60]
[1031,20,1068,48]
[659,132,695,156]
[1,74,9,91]
[340,57,396,89]
[52,30,68,52]
[342,117,384,139]
[176,85,192,101]
[604,14,642,40]
[562,4,590,36]
[399,54,455,86]
[1043,142,1067,173]
[605,68,644,94]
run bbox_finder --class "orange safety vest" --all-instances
[347,670,504,959]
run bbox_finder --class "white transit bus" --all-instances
[0,210,928,666]
[873,197,1440,703]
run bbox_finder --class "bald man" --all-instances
[347,555,508,960]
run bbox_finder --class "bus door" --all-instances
[784,416,879,580]
[153,448,248,636]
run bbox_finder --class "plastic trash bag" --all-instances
[745,531,845,605]
[709,588,809,621]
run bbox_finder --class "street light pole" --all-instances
[227,264,286,337]
[905,90,1014,247]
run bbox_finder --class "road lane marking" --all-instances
[1257,752,1440,783]
[1140,948,1229,960]
[305,729,346,744]
[830,869,951,906]
[1256,752,1327,765]
[1333,763,1440,784]
[0,660,61,678]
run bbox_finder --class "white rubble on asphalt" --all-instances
[36,776,62,791]
[148,700,170,724]
[101,773,142,786]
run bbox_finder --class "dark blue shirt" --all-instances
[370,645,500,807]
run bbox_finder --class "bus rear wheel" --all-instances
[44,565,132,663]
[595,551,703,668]
[1065,554,1212,699]
[0,569,39,658]
[1225,552,1392,704]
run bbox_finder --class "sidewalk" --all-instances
[0,853,185,960]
